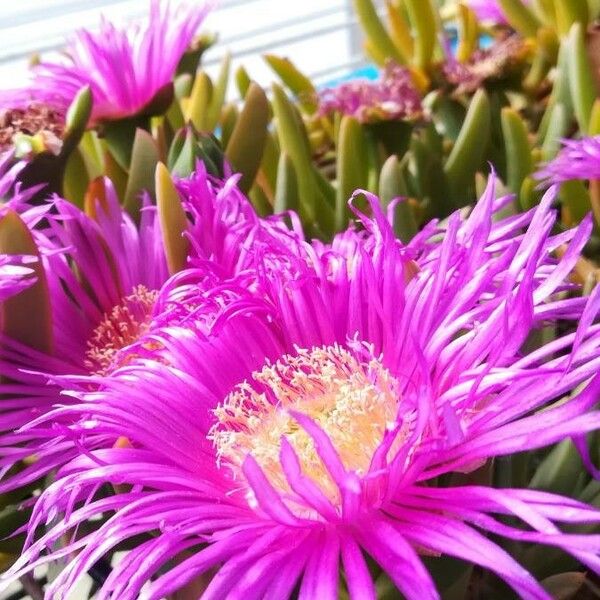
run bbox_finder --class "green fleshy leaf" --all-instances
[353,0,406,65]
[0,211,52,354]
[498,0,542,37]
[220,103,239,149]
[205,52,231,131]
[379,155,417,243]
[403,0,438,70]
[336,116,370,230]
[555,0,589,35]
[567,22,598,134]
[62,148,90,208]
[225,83,270,194]
[274,152,300,213]
[264,54,318,113]
[385,0,413,63]
[529,439,583,495]
[62,85,92,155]
[444,89,491,203]
[271,83,334,233]
[155,163,189,275]
[187,71,213,132]
[501,107,532,194]
[235,66,252,99]
[124,129,159,218]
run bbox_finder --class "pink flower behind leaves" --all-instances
[319,62,422,123]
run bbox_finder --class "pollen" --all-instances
[210,343,403,504]
[85,285,158,375]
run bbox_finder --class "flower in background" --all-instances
[318,62,422,123]
[443,34,530,95]
[535,136,600,185]
[466,0,531,25]
[9,177,600,599]
[0,95,66,156]
[26,0,210,125]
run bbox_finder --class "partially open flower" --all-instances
[26,0,210,126]
[7,177,600,599]
[318,62,423,124]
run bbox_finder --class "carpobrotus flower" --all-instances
[0,161,295,497]
[535,136,600,185]
[318,62,422,123]
[443,35,530,95]
[28,0,210,125]
[9,177,600,599]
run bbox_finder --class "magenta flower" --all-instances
[319,62,422,123]
[0,163,289,497]
[0,255,36,302]
[535,136,600,185]
[467,0,531,25]
[28,0,210,125]
[8,177,600,599]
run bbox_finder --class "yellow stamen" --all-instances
[85,284,158,375]
[210,343,403,504]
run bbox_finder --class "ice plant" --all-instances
[29,0,210,125]
[7,176,600,599]
[318,62,422,123]
[0,162,291,497]
[535,136,600,185]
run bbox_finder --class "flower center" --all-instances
[85,285,158,375]
[210,343,402,503]
[0,102,65,152]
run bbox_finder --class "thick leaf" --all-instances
[264,54,317,113]
[336,116,369,230]
[62,148,90,208]
[379,155,417,243]
[124,128,159,217]
[62,85,92,156]
[353,0,405,65]
[205,52,231,131]
[225,83,270,194]
[187,71,213,132]
[385,0,413,63]
[0,211,52,354]
[274,152,300,213]
[498,0,542,37]
[501,107,532,194]
[403,0,438,70]
[155,163,189,275]
[444,89,491,202]
[567,22,597,134]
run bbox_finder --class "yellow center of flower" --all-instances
[85,285,158,375]
[210,343,402,504]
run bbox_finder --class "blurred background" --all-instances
[0,0,383,91]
